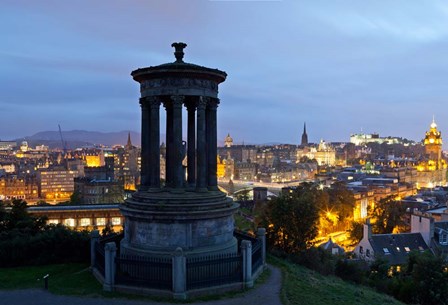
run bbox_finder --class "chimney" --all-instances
[364,218,372,239]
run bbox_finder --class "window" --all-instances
[111,217,121,225]
[404,247,410,252]
[366,249,370,257]
[48,219,59,225]
[440,234,448,245]
[64,218,75,227]
[96,218,106,226]
[396,247,400,252]
[383,248,390,254]
[359,246,364,254]
[79,218,91,227]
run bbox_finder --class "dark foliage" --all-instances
[335,259,367,284]
[260,183,320,253]
[0,199,90,267]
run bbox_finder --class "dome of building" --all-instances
[224,133,233,147]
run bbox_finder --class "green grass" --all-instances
[269,256,404,305]
[1,258,402,305]
[0,264,103,296]
[0,263,270,303]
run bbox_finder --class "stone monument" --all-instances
[120,43,239,258]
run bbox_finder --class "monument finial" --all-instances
[171,42,187,63]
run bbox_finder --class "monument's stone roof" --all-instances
[131,42,227,83]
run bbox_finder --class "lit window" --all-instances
[111,217,121,225]
[404,247,410,252]
[383,248,390,254]
[396,247,400,252]
[79,218,91,227]
[64,218,75,227]
[48,219,59,225]
[96,218,106,226]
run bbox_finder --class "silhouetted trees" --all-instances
[0,199,90,267]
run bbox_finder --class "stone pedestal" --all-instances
[120,190,239,258]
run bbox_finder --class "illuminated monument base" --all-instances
[120,190,238,257]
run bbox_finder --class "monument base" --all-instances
[119,189,239,258]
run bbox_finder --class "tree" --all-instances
[235,189,250,203]
[3,199,46,232]
[259,184,319,253]
[70,190,81,204]
[408,251,448,305]
[327,183,355,223]
[348,220,364,244]
[371,196,407,234]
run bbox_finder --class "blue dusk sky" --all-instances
[1,0,448,145]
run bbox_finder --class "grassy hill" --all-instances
[271,256,404,305]
[1,258,404,304]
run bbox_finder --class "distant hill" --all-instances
[17,130,141,149]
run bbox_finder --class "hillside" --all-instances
[272,256,403,305]
[17,130,141,149]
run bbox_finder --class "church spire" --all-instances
[126,131,132,149]
[301,122,308,146]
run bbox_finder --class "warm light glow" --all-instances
[85,155,102,167]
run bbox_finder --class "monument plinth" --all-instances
[120,43,239,258]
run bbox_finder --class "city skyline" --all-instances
[1,1,448,145]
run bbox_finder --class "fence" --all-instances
[115,254,172,290]
[186,252,243,290]
[251,238,263,275]
[93,241,105,276]
[91,228,266,299]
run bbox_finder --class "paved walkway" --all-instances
[0,266,282,305]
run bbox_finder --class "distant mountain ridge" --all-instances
[17,130,141,149]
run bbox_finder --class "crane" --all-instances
[58,124,67,156]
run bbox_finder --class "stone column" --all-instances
[172,247,186,300]
[257,227,267,267]
[139,98,150,189]
[241,240,253,288]
[90,230,100,269]
[148,97,161,189]
[186,100,196,187]
[103,242,117,292]
[206,98,219,191]
[164,100,173,188]
[171,95,185,190]
[196,97,208,192]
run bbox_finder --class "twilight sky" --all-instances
[1,0,448,146]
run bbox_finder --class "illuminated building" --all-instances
[217,155,225,178]
[314,140,336,166]
[28,204,123,231]
[20,141,29,152]
[234,161,257,180]
[424,118,443,163]
[0,175,38,201]
[0,141,17,151]
[297,140,336,166]
[224,133,233,148]
[350,133,403,146]
[415,119,447,188]
[122,132,140,190]
[85,154,104,167]
[74,178,123,204]
[38,169,78,200]
[0,162,16,173]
